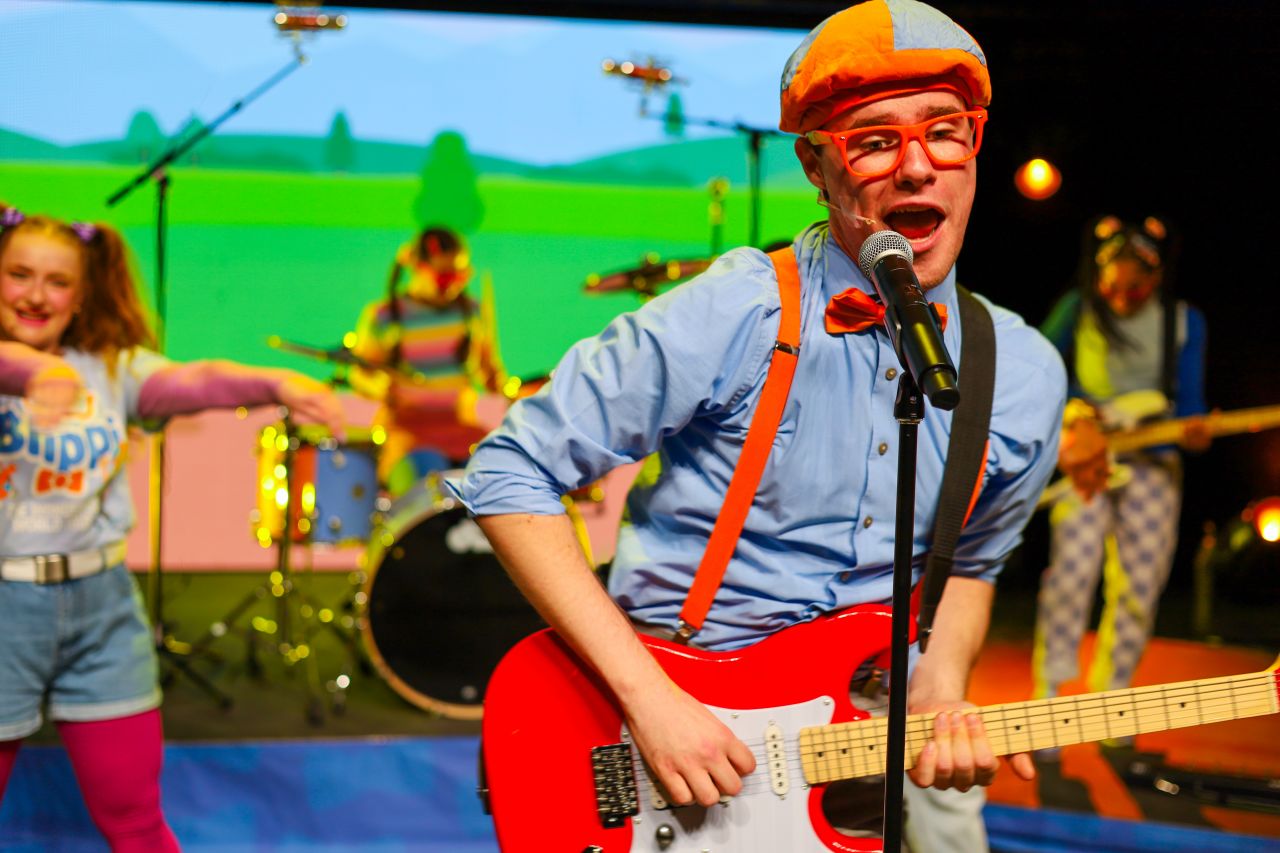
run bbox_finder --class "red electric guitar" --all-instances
[481,605,1279,853]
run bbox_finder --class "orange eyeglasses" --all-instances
[805,109,988,180]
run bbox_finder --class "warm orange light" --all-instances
[1252,497,1280,542]
[1014,158,1062,200]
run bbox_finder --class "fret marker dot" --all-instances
[1118,711,1125,717]
[1014,725,1022,731]
[1062,718,1070,725]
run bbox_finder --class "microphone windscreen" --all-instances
[857,230,913,280]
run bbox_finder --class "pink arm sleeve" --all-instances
[136,360,284,420]
[0,343,51,397]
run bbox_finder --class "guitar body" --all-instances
[484,602,1280,852]
[483,605,894,853]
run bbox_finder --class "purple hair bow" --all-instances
[0,207,24,228]
[70,222,98,243]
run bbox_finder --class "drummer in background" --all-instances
[0,205,344,850]
[349,225,505,496]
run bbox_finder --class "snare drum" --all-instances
[254,423,380,546]
[361,474,546,719]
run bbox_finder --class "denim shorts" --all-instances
[0,564,161,740]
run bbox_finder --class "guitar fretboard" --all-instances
[1107,406,1280,455]
[798,669,1279,784]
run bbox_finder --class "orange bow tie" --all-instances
[824,287,948,335]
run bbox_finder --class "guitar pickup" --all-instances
[590,743,639,828]
[765,722,790,796]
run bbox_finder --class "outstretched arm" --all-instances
[137,360,344,436]
[0,341,84,428]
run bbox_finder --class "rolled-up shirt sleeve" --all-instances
[449,249,779,517]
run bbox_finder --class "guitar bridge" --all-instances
[590,743,639,828]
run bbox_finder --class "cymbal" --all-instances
[584,254,714,297]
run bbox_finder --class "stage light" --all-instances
[1248,496,1280,542]
[273,7,347,31]
[1014,157,1062,200]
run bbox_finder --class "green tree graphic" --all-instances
[124,110,164,162]
[664,92,686,139]
[412,130,484,234]
[324,111,356,172]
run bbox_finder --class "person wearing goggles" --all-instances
[1035,215,1210,748]
[350,226,505,495]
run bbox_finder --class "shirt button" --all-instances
[863,516,873,528]
[885,367,898,380]
[878,442,889,456]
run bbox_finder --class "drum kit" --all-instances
[222,260,703,723]
[189,338,551,724]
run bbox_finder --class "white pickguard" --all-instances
[624,696,839,853]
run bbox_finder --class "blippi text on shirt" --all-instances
[0,393,126,536]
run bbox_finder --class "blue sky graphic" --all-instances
[1,0,804,165]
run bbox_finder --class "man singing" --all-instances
[452,1,1065,847]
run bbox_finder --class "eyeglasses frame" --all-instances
[804,108,989,180]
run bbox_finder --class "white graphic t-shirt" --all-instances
[0,347,169,557]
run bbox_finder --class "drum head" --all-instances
[363,501,545,719]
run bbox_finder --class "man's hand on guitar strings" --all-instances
[908,704,1036,792]
[623,678,757,808]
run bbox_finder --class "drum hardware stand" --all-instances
[104,53,306,708]
[183,412,351,725]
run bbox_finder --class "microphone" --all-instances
[857,230,960,410]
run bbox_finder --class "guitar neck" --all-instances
[799,667,1280,784]
[1107,405,1280,455]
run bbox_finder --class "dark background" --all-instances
[216,0,1280,615]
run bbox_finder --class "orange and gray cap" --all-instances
[780,0,991,135]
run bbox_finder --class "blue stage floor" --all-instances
[3,735,1278,852]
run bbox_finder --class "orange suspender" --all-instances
[676,247,801,641]
[673,251,992,644]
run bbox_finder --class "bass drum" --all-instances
[361,476,546,720]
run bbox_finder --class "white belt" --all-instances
[0,541,129,584]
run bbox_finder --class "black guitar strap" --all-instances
[916,286,996,652]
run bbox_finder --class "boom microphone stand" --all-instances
[104,52,306,706]
[644,107,787,249]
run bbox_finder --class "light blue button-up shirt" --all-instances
[450,223,1066,650]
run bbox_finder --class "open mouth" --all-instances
[884,208,943,242]
[16,310,50,325]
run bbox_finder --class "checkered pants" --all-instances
[1034,457,1182,696]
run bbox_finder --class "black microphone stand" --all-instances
[104,52,305,707]
[639,104,788,249]
[882,371,924,853]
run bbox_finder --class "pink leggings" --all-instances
[0,709,179,852]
